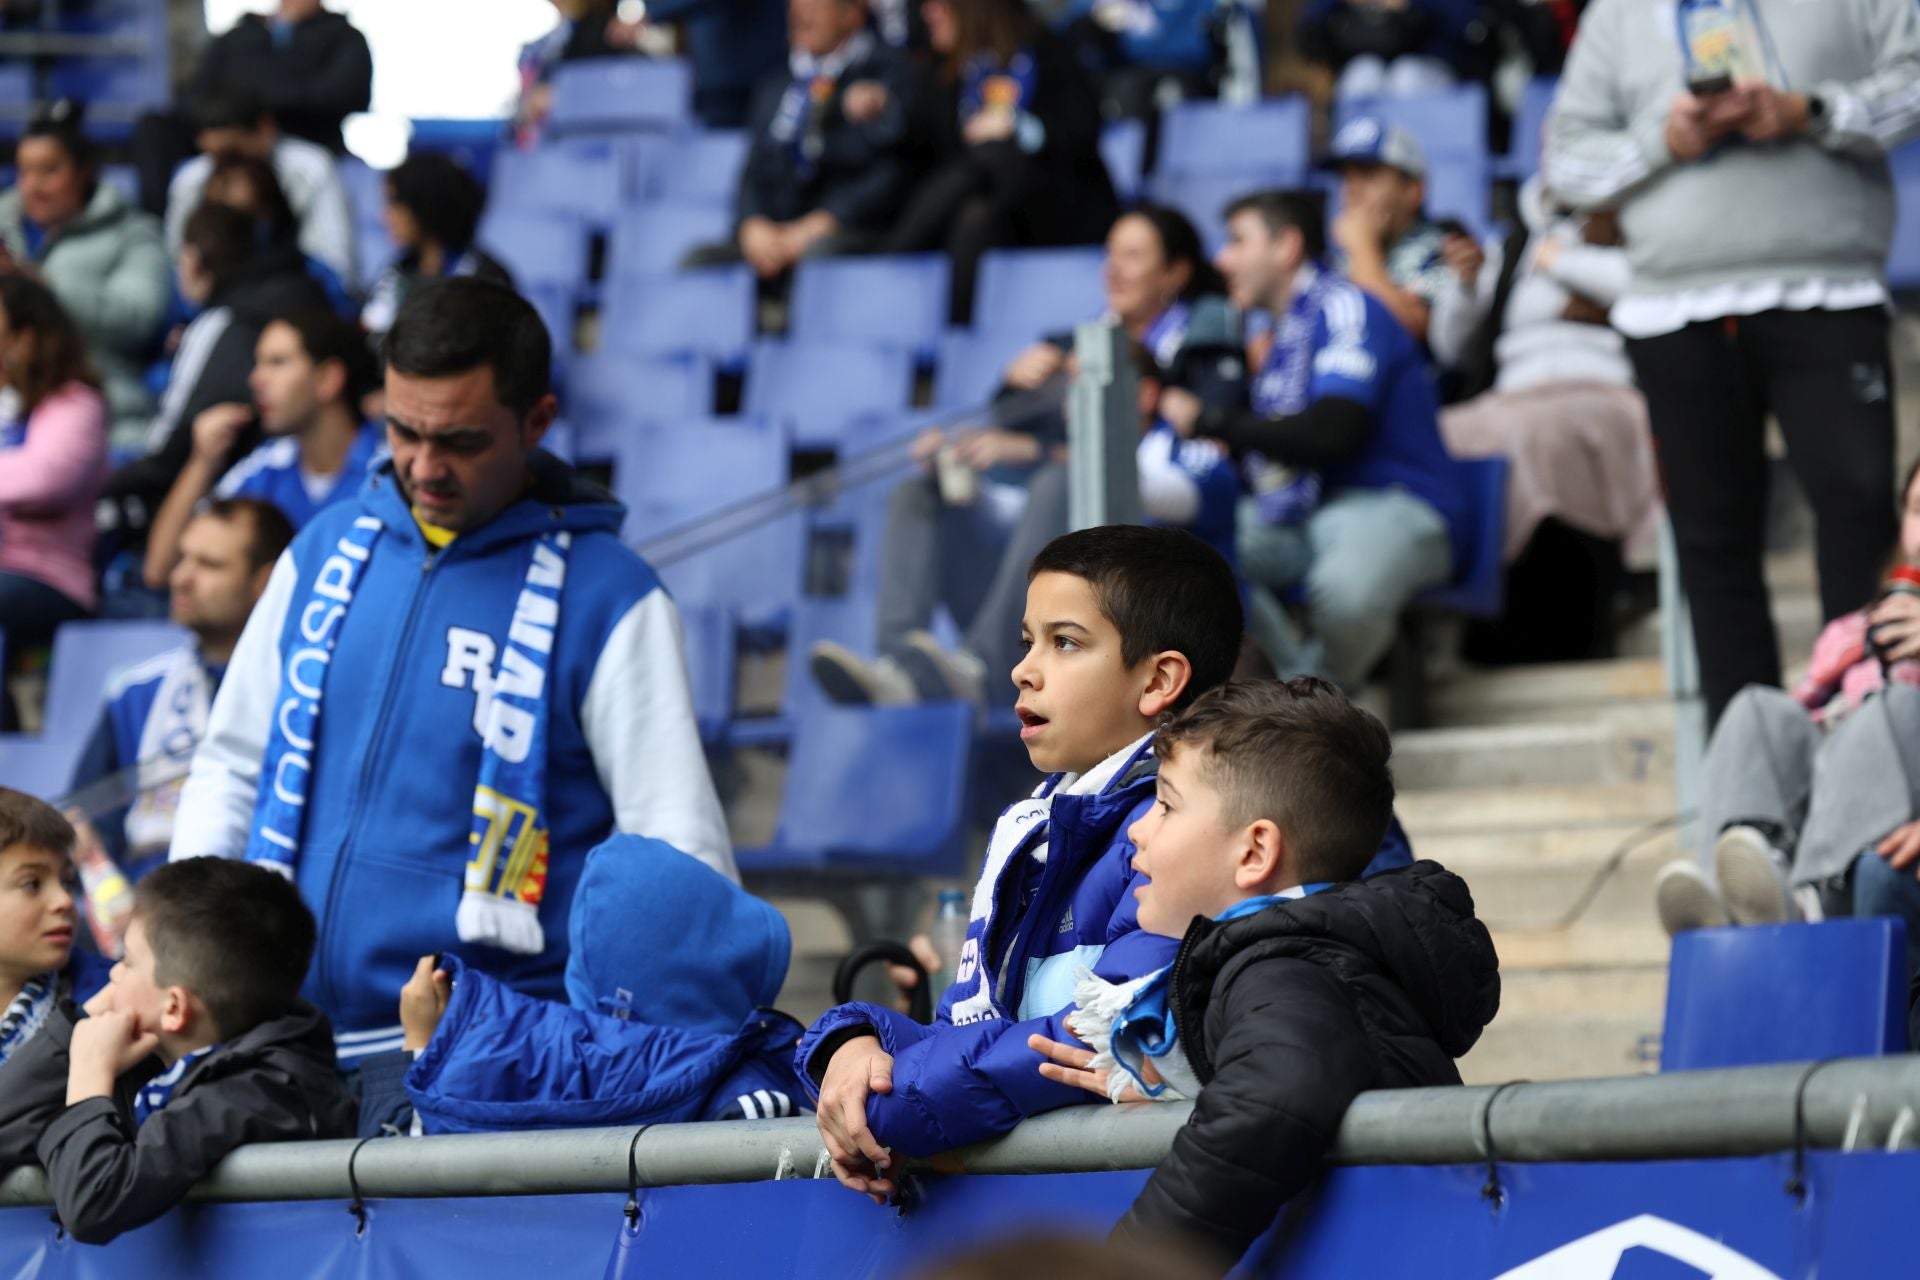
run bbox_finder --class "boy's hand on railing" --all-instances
[816,1035,897,1204]
[400,956,452,1053]
[887,934,944,1015]
[1028,1034,1154,1104]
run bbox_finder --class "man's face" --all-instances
[279,0,325,21]
[0,844,76,987]
[107,917,171,1039]
[1127,745,1242,939]
[196,125,270,162]
[1009,572,1156,775]
[790,0,863,57]
[250,321,327,436]
[385,366,552,533]
[1340,163,1421,238]
[1215,210,1293,313]
[15,136,86,229]
[171,512,267,639]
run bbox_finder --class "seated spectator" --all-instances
[0,276,109,721]
[357,836,808,1136]
[1656,460,1920,986]
[361,154,513,340]
[1322,118,1448,347]
[0,790,111,1071]
[201,154,355,317]
[808,204,1240,706]
[1297,0,1478,101]
[1430,178,1657,662]
[513,1,639,147]
[0,858,357,1244]
[684,0,917,280]
[97,204,330,577]
[1029,679,1498,1270]
[1167,190,1466,689]
[882,0,1119,323]
[134,0,371,214]
[66,501,293,891]
[0,108,170,451]
[164,86,356,287]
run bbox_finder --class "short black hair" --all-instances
[1156,678,1394,884]
[1222,189,1327,262]
[0,787,74,859]
[200,496,296,574]
[181,200,258,284]
[193,84,269,136]
[270,305,379,406]
[383,278,551,418]
[1027,525,1243,709]
[386,152,487,251]
[21,100,98,179]
[134,858,316,1040]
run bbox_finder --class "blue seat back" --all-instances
[601,267,756,366]
[1503,76,1559,179]
[645,130,750,205]
[1158,97,1311,181]
[488,140,635,229]
[1100,119,1147,200]
[1889,141,1920,291]
[547,59,692,134]
[788,255,949,359]
[972,248,1105,343]
[477,208,589,289]
[1336,86,1491,232]
[675,602,737,743]
[1146,167,1300,246]
[606,202,733,278]
[1661,920,1909,1071]
[337,158,394,291]
[931,328,1028,411]
[742,341,916,448]
[1416,456,1507,618]
[565,353,715,460]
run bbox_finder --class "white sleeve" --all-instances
[1546,242,1633,307]
[1135,431,1201,526]
[580,589,738,883]
[1427,235,1500,371]
[1544,0,1674,209]
[1811,0,1920,156]
[170,549,297,861]
[300,159,358,285]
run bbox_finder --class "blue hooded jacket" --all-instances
[368,837,807,1136]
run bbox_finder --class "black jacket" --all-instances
[190,11,373,153]
[1114,861,1500,1268]
[737,41,919,230]
[0,999,357,1244]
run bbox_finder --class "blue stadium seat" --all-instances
[1417,456,1508,618]
[1500,76,1559,180]
[564,353,714,460]
[676,602,738,745]
[738,701,973,876]
[547,59,692,134]
[1157,97,1312,183]
[742,341,916,448]
[600,267,756,366]
[521,282,577,358]
[1889,141,1920,291]
[337,158,393,292]
[971,247,1106,345]
[477,208,590,290]
[486,139,637,230]
[932,328,1028,411]
[606,202,733,278]
[1336,85,1492,232]
[788,255,949,360]
[1146,168,1296,245]
[1100,119,1148,201]
[645,130,750,205]
[1661,920,1909,1071]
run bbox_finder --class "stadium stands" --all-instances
[545,59,693,136]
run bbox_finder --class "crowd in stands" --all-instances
[0,0,1914,1270]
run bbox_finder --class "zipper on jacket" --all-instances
[312,542,441,1015]
[1164,920,1210,1081]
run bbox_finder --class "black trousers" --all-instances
[1627,306,1897,727]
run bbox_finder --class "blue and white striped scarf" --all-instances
[0,973,55,1069]
[133,1042,219,1124]
[242,516,572,955]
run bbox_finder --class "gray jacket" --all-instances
[1545,0,1920,295]
[0,182,171,447]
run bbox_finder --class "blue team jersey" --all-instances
[214,422,385,530]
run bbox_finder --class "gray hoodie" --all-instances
[1545,0,1920,296]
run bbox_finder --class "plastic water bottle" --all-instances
[929,890,969,982]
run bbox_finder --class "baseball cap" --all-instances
[1323,117,1426,180]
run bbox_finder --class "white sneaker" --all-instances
[897,631,987,705]
[1714,824,1799,926]
[1654,860,1731,937]
[808,642,919,706]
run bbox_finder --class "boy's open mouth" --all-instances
[1015,706,1049,739]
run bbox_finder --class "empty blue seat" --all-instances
[606,202,733,278]
[1501,76,1559,180]
[1661,920,1908,1071]
[788,255,949,359]
[1159,97,1312,182]
[477,208,590,289]
[547,59,692,134]
[487,140,634,229]
[565,353,714,459]
[645,130,750,205]
[971,247,1107,345]
[931,328,1028,411]
[1417,456,1507,618]
[600,267,756,366]
[675,602,738,744]
[742,341,916,448]
[1889,141,1920,291]
[739,701,973,876]
[1100,119,1148,201]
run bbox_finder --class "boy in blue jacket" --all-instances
[358,836,807,1135]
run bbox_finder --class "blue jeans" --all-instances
[1238,487,1453,688]
[1852,850,1920,981]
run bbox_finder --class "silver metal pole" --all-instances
[1066,321,1141,531]
[1658,516,1708,850]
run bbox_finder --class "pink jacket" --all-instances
[1793,609,1920,724]
[0,382,109,610]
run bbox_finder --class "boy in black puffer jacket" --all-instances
[1030,678,1500,1271]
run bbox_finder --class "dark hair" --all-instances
[20,100,99,185]
[942,0,1038,78]
[193,84,269,137]
[1027,525,1243,710]
[1121,204,1226,302]
[1223,189,1327,262]
[200,496,296,574]
[0,274,100,412]
[181,200,259,285]
[383,278,551,418]
[133,858,316,1039]
[1156,678,1394,884]
[386,153,487,252]
[270,306,379,406]
[203,153,299,249]
[0,787,75,859]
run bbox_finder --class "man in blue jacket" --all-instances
[170,279,735,1067]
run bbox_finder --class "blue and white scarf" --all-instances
[243,515,572,956]
[1244,264,1339,527]
[133,1043,219,1125]
[769,31,873,179]
[126,649,215,857]
[1141,301,1192,371]
[0,973,55,1069]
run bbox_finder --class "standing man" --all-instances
[1547,0,1920,726]
[172,279,734,1065]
